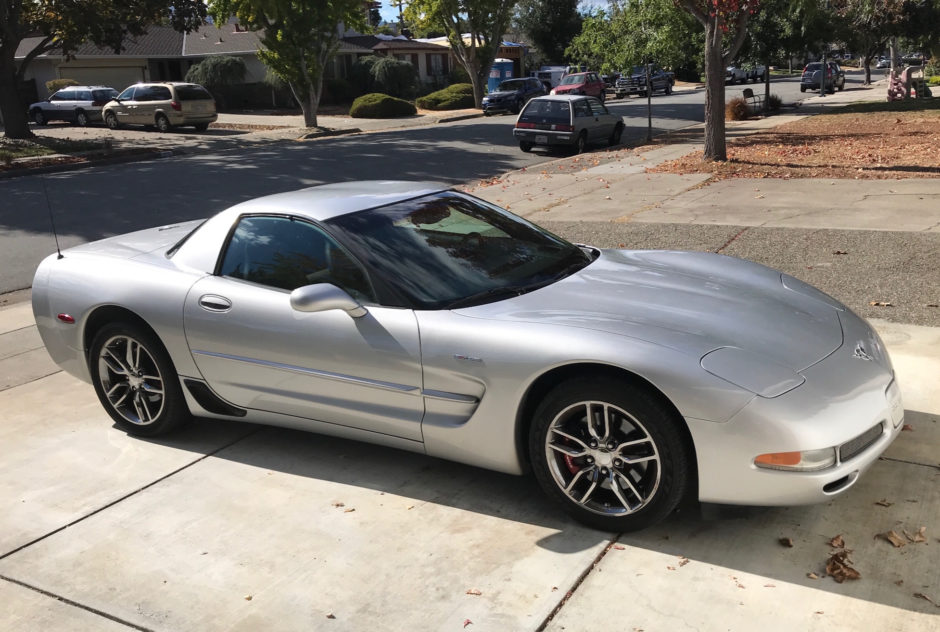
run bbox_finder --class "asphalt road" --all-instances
[0,71,871,295]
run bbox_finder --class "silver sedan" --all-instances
[32,182,904,531]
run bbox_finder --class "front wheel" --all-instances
[155,114,171,133]
[664,83,673,95]
[105,112,119,129]
[32,109,47,125]
[799,85,806,93]
[519,141,533,153]
[608,123,623,147]
[529,378,692,531]
[599,91,606,103]
[89,322,191,437]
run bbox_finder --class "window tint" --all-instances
[497,79,525,91]
[519,99,570,125]
[117,87,136,100]
[573,100,591,117]
[218,216,373,301]
[93,89,119,101]
[78,90,92,101]
[53,91,76,101]
[176,85,214,101]
[152,86,172,100]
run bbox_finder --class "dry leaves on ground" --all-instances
[877,530,907,547]
[825,549,861,583]
[649,101,940,180]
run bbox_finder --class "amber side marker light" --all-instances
[755,448,836,472]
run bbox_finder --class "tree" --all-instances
[0,0,206,139]
[184,55,247,109]
[513,0,583,64]
[208,0,365,128]
[406,0,518,108]
[676,0,756,161]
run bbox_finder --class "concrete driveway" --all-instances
[1,298,938,632]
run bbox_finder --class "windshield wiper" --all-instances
[445,284,536,310]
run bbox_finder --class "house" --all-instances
[339,34,453,85]
[416,35,528,79]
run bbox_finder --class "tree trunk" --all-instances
[864,58,872,85]
[764,55,771,104]
[0,47,32,139]
[468,64,486,109]
[702,21,726,161]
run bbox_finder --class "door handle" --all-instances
[198,295,232,312]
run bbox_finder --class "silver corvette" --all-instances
[32,181,905,531]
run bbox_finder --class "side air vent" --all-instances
[184,380,247,417]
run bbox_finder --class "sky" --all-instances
[377,1,609,27]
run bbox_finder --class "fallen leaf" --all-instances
[332,502,345,508]
[825,550,861,583]
[926,303,939,308]
[876,530,906,547]
[678,556,690,567]
[613,544,626,550]
[914,593,940,608]
[244,595,253,601]
[896,580,904,586]
[344,508,355,513]
[666,565,676,571]
[904,527,927,543]
[829,534,845,548]
[779,537,794,548]
[832,250,848,255]
[902,424,914,431]
[465,588,482,596]
[764,584,776,588]
[869,301,894,307]
[463,619,473,628]
[875,499,894,507]
[326,613,336,619]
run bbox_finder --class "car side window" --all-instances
[53,91,74,101]
[589,100,608,116]
[574,100,591,117]
[218,215,374,301]
[152,86,172,100]
[117,87,136,100]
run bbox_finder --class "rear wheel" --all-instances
[194,122,209,131]
[89,322,191,437]
[519,141,533,153]
[574,131,587,154]
[664,83,673,95]
[510,99,522,114]
[799,85,806,93]
[529,377,692,531]
[599,91,606,103]
[608,123,623,147]
[155,114,171,133]
[74,110,89,127]
[32,109,47,125]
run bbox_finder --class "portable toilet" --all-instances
[487,58,514,93]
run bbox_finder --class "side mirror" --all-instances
[290,283,367,318]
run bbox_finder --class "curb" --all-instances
[295,127,362,141]
[436,113,484,123]
[0,148,185,180]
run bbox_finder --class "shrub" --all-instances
[350,55,382,95]
[45,78,78,93]
[349,93,417,118]
[766,93,782,111]
[449,64,470,84]
[725,97,749,120]
[415,83,475,110]
[928,75,940,86]
[370,57,419,99]
[185,55,247,110]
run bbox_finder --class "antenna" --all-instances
[39,174,63,259]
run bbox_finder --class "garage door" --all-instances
[59,66,146,91]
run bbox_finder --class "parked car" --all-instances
[102,82,217,132]
[32,181,905,532]
[726,65,748,84]
[482,77,546,116]
[612,65,675,98]
[746,65,767,83]
[28,86,119,127]
[550,72,607,101]
[800,61,845,93]
[513,95,623,154]
[875,57,890,69]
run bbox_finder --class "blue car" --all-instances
[482,77,546,115]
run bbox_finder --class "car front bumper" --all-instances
[687,310,903,506]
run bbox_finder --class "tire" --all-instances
[74,110,89,127]
[608,123,623,147]
[519,141,533,153]
[573,131,587,155]
[838,81,844,91]
[89,322,191,437]
[599,91,606,103]
[799,85,806,93]
[510,99,522,115]
[664,83,673,95]
[32,109,47,125]
[155,114,171,133]
[105,112,119,129]
[528,377,692,531]
[194,122,209,131]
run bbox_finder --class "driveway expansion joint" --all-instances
[1,573,153,632]
[535,537,619,631]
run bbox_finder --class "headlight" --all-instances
[550,89,556,95]
[700,346,804,398]
[754,448,836,471]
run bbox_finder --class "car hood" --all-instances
[458,250,843,371]
[554,84,585,91]
[486,90,520,98]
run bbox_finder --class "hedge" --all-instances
[415,83,475,110]
[349,93,417,118]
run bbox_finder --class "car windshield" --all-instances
[559,74,586,85]
[324,191,593,309]
[497,79,525,91]
[630,66,645,75]
[805,63,822,71]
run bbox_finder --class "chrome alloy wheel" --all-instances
[97,335,165,425]
[544,401,661,516]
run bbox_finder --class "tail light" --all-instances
[552,124,573,132]
[170,100,181,111]
[516,122,536,129]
